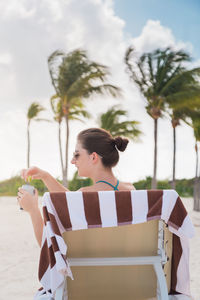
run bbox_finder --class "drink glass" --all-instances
[20,184,35,210]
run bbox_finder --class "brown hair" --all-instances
[78,128,129,168]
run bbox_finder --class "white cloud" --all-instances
[42,0,64,22]
[0,52,12,64]
[132,20,193,54]
[0,0,36,19]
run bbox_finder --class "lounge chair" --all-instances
[35,190,194,300]
[58,219,172,300]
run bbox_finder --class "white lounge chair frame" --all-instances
[54,220,169,300]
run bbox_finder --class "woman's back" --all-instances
[79,181,135,192]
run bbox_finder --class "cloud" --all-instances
[0,52,12,64]
[132,20,193,54]
[0,0,126,111]
[0,0,36,19]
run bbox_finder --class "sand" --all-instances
[0,196,199,300]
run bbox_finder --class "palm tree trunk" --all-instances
[63,115,69,187]
[198,152,200,211]
[151,118,157,189]
[58,122,65,180]
[27,120,30,168]
[194,141,200,211]
[171,126,176,190]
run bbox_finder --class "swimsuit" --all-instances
[96,179,119,191]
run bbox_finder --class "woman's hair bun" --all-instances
[114,137,129,152]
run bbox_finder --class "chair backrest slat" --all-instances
[63,220,172,300]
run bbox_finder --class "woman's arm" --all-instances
[41,171,68,192]
[21,167,69,192]
[29,208,43,247]
[17,188,43,247]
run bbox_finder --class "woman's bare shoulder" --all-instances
[78,183,136,192]
[78,186,96,192]
[119,182,136,190]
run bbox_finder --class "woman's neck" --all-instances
[91,168,116,184]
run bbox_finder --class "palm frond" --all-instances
[48,48,121,111]
[34,118,51,122]
[27,102,45,120]
[99,105,142,140]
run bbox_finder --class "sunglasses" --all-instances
[72,152,80,160]
[72,151,103,161]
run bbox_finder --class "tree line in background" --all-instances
[0,174,194,199]
[22,46,200,211]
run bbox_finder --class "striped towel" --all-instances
[34,190,195,299]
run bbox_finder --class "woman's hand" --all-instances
[17,188,39,214]
[21,166,47,181]
[17,187,43,247]
[21,166,68,192]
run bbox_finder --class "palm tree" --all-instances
[190,117,200,211]
[50,97,64,176]
[51,97,91,182]
[169,108,198,190]
[27,102,45,168]
[125,47,191,188]
[48,49,121,187]
[163,68,200,189]
[99,105,142,140]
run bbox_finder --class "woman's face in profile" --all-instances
[71,141,92,177]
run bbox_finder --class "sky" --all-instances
[0,0,199,183]
[114,0,200,59]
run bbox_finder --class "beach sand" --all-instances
[0,196,199,300]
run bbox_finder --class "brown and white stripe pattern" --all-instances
[34,190,194,299]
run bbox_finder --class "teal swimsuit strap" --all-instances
[96,179,119,191]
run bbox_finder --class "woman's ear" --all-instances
[91,152,99,163]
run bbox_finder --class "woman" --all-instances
[18,128,135,246]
